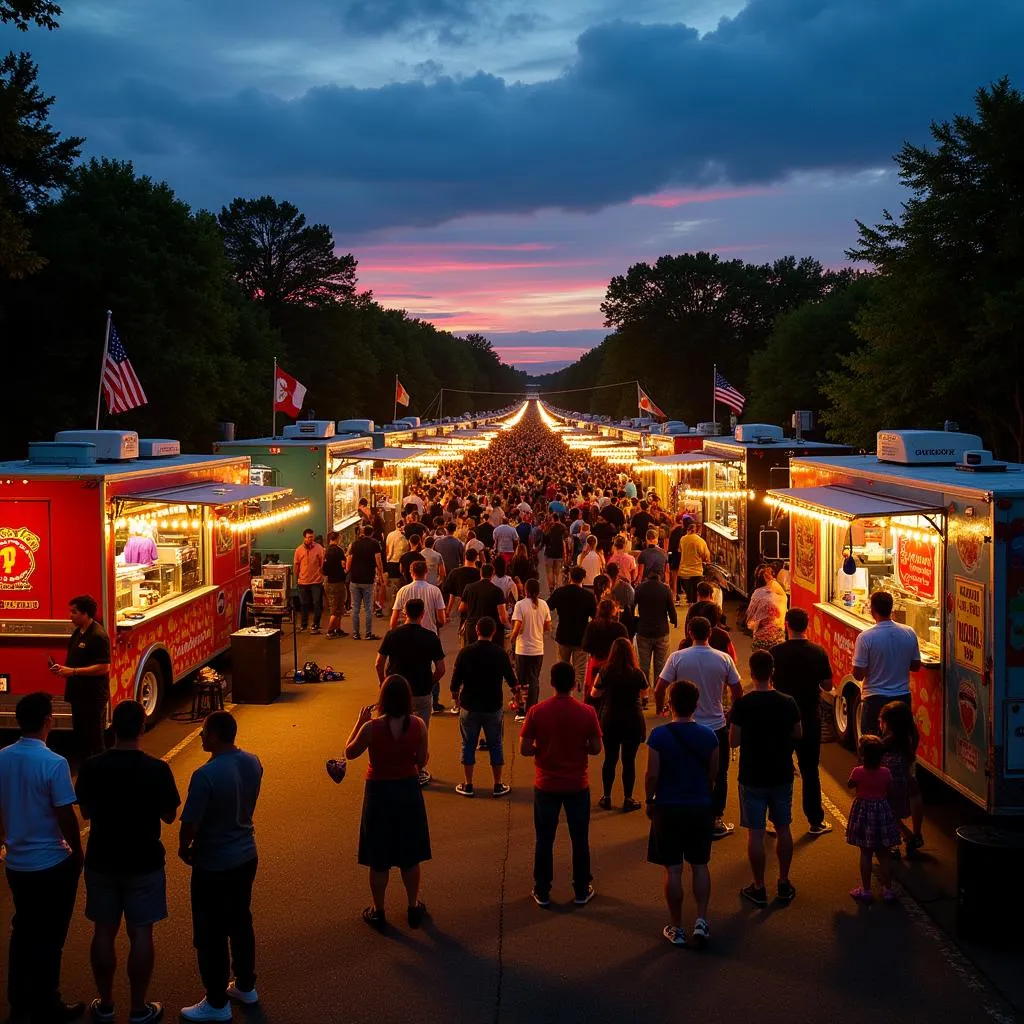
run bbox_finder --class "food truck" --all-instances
[766,430,1024,813]
[0,430,306,728]
[699,425,853,596]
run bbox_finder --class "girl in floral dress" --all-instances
[847,735,902,903]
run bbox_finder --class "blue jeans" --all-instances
[297,583,322,629]
[533,787,591,896]
[459,710,504,765]
[350,583,374,636]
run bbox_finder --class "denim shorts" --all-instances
[739,782,794,830]
[460,709,504,765]
[85,867,167,926]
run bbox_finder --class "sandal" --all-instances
[408,901,427,928]
[362,906,386,931]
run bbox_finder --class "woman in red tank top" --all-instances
[346,675,432,931]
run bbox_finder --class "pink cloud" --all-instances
[357,242,554,252]
[631,186,774,208]
[360,259,596,274]
[492,345,592,364]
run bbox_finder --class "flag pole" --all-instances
[712,362,717,430]
[393,374,398,425]
[272,356,277,439]
[636,380,641,417]
[95,310,112,430]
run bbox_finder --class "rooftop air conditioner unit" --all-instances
[54,430,139,461]
[282,420,335,439]
[734,423,784,444]
[957,449,1008,473]
[138,438,181,458]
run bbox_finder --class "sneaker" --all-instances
[623,797,642,812]
[691,917,710,948]
[478,738,488,750]
[226,983,259,1006]
[493,783,511,798]
[765,823,777,837]
[47,1002,87,1023]
[574,885,596,905]
[90,999,116,1024]
[297,625,307,633]
[777,880,797,904]
[431,703,447,715]
[741,883,769,908]
[447,704,460,715]
[514,713,526,722]
[662,924,686,946]
[407,901,427,928]
[597,795,612,810]
[455,782,475,797]
[180,999,231,1022]
[712,818,735,840]
[365,633,381,641]
[532,888,551,907]
[128,1002,164,1024]
[351,633,362,641]
[310,627,321,635]
[417,770,431,786]
[807,821,833,836]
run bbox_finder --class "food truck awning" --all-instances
[765,485,945,521]
[122,482,294,505]
[343,447,430,461]
[638,452,735,466]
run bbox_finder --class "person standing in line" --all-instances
[390,560,447,635]
[293,529,325,634]
[846,735,901,903]
[677,519,711,606]
[459,564,511,649]
[323,531,350,639]
[542,514,569,595]
[770,608,834,835]
[451,617,518,798]
[581,599,627,696]
[636,530,668,583]
[576,533,604,587]
[493,516,519,558]
[0,692,85,1024]
[520,662,603,908]
[605,563,635,638]
[607,536,638,586]
[346,524,385,642]
[347,676,432,931]
[745,566,787,651]
[547,565,597,693]
[645,680,719,948]
[634,568,677,693]
[49,594,111,760]
[376,599,446,784]
[509,578,552,718]
[853,590,922,738]
[421,535,446,589]
[398,533,427,586]
[384,518,411,612]
[656,617,742,841]
[76,700,181,1024]
[442,547,482,626]
[433,521,465,577]
[590,637,647,812]
[179,711,264,1022]
[730,652,802,907]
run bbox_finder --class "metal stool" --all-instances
[190,678,225,720]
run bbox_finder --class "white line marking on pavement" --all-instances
[820,791,1017,1024]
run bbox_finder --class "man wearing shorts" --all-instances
[645,680,719,947]
[75,700,181,1024]
[730,651,802,908]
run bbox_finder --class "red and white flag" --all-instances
[102,324,148,415]
[637,385,666,420]
[395,378,411,407]
[274,365,307,417]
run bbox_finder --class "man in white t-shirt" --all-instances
[656,616,743,839]
[577,535,604,587]
[509,581,552,716]
[0,692,85,1023]
[493,520,519,556]
[391,560,447,633]
[853,590,922,737]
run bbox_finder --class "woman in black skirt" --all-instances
[346,674,431,931]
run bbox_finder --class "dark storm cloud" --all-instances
[23,0,1024,232]
[340,0,478,37]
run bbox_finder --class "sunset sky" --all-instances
[17,0,1022,371]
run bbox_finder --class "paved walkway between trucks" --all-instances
[2,611,1020,1024]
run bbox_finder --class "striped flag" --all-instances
[714,371,745,415]
[102,325,148,414]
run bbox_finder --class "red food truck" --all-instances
[0,430,307,728]
[767,430,1024,814]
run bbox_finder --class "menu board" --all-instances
[895,535,938,601]
[954,576,985,671]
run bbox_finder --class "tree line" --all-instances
[537,79,1024,462]
[0,2,525,458]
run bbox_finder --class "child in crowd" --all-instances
[846,735,901,903]
[880,701,925,855]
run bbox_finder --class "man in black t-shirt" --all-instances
[770,608,834,834]
[346,525,385,641]
[460,564,510,648]
[376,600,446,785]
[442,549,482,625]
[547,566,597,692]
[76,699,181,1024]
[542,516,569,595]
[592,517,616,558]
[600,499,625,531]
[323,532,349,639]
[729,651,802,908]
[51,594,111,759]
[398,535,427,585]
[402,511,428,545]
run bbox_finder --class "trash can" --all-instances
[955,825,1024,945]
[230,627,282,704]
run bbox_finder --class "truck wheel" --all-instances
[834,685,860,749]
[138,658,166,728]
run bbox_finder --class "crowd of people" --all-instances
[0,404,929,1022]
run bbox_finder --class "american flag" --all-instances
[714,371,745,415]
[102,325,148,414]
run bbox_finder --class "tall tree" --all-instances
[0,0,83,277]
[218,196,359,314]
[822,79,1024,459]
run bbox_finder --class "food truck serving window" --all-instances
[113,505,207,621]
[331,460,371,530]
[827,514,944,659]
[707,462,743,539]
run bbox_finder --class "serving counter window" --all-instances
[827,514,943,659]
[707,462,743,538]
[113,506,207,621]
[331,460,371,530]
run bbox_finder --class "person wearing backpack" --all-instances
[644,680,719,948]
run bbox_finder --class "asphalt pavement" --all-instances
[1,598,1020,1024]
